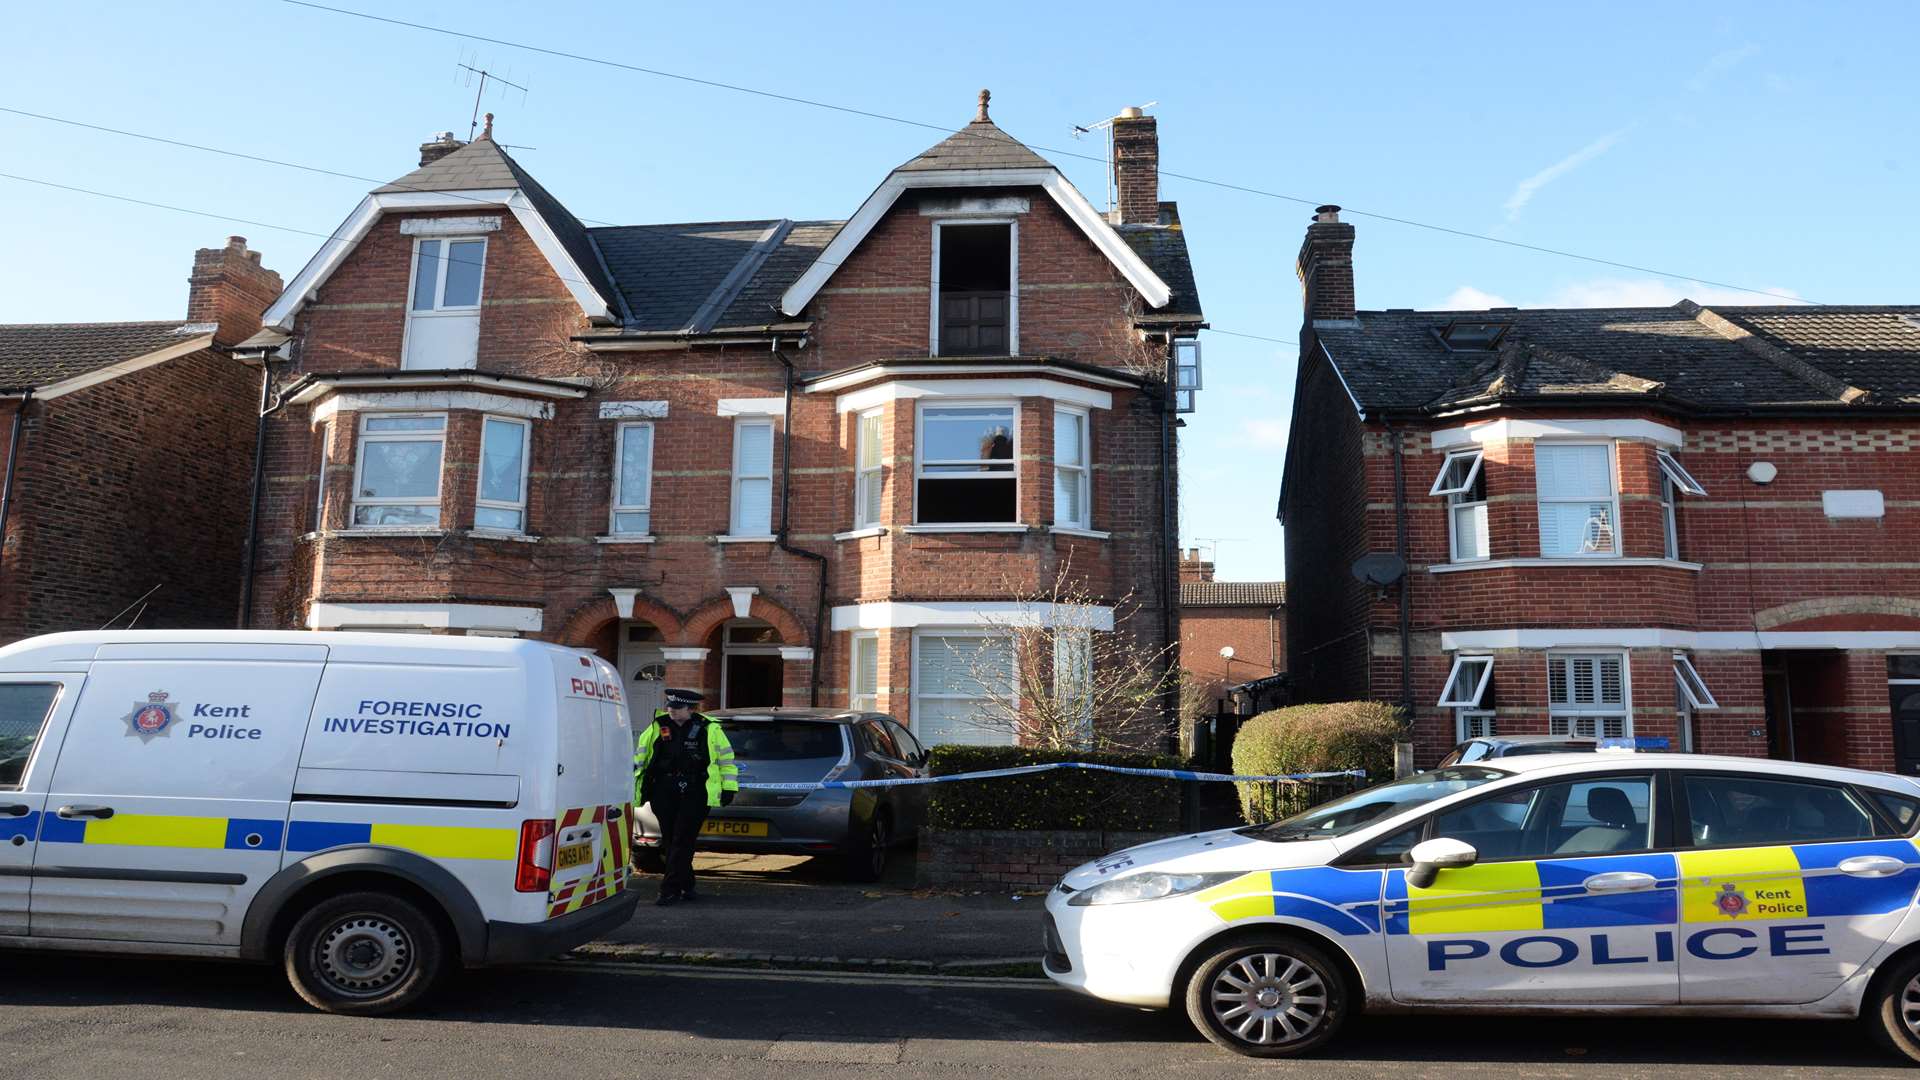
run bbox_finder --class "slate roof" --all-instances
[1120,204,1204,326]
[1317,303,1920,414]
[896,117,1055,173]
[0,321,213,390]
[1180,580,1287,607]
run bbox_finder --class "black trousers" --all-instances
[651,782,710,897]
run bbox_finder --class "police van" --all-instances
[0,631,638,1014]
[1045,753,1920,1061]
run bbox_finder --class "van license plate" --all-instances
[702,820,768,837]
[555,841,594,870]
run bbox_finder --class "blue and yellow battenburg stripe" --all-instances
[1194,839,1920,937]
[35,813,513,860]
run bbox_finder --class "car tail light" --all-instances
[515,818,554,892]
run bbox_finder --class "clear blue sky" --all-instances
[4,1,1916,580]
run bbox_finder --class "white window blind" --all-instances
[850,632,879,712]
[731,419,775,536]
[856,409,884,528]
[1536,444,1618,557]
[1053,407,1089,529]
[913,634,1014,747]
[1054,630,1093,739]
[612,423,654,535]
[1457,711,1496,740]
[1549,652,1630,738]
[314,422,331,531]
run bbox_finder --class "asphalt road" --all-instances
[0,950,1911,1079]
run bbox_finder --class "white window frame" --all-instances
[1433,449,1489,563]
[850,630,879,712]
[350,412,446,529]
[610,421,655,536]
[1054,628,1094,741]
[1674,653,1719,710]
[1535,440,1621,559]
[914,399,1019,526]
[1052,404,1091,530]
[1456,710,1496,740]
[1656,450,1708,497]
[854,408,884,529]
[1436,654,1495,708]
[474,415,531,533]
[1428,449,1484,497]
[1656,450,1704,562]
[729,417,777,538]
[1548,650,1633,739]
[313,421,332,531]
[910,629,1017,747]
[405,236,488,315]
[930,218,1019,358]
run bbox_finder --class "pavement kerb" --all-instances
[570,941,1045,980]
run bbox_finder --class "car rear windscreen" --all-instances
[719,720,844,761]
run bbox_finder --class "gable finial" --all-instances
[976,89,991,122]
[480,112,494,141]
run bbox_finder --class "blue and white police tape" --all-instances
[737,762,1367,792]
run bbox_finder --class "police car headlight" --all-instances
[1067,871,1238,907]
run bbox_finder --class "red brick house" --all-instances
[1177,549,1285,706]
[0,238,282,640]
[239,98,1203,743]
[1279,207,1920,772]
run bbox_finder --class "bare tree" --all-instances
[936,558,1178,753]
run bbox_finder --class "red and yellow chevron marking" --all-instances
[547,804,627,919]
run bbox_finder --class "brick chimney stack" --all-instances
[1179,547,1215,583]
[186,236,283,347]
[418,130,465,166]
[1111,107,1159,225]
[1297,205,1357,323]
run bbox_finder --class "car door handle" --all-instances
[56,805,114,820]
[0,804,29,817]
[1583,871,1657,894]
[1839,855,1910,878]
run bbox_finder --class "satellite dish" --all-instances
[1350,553,1407,587]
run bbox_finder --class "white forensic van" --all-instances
[0,631,639,1014]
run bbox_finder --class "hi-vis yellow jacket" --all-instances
[633,713,739,808]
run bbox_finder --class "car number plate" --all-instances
[555,841,594,870]
[702,820,768,837]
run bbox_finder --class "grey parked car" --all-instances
[1436,734,1598,766]
[633,708,929,882]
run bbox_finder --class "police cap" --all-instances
[663,687,704,708]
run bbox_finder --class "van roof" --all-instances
[0,630,592,671]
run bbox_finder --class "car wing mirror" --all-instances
[1406,837,1478,889]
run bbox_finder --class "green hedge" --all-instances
[1232,701,1400,824]
[925,745,1183,831]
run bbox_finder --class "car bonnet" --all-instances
[1059,827,1339,891]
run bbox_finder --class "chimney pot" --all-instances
[1314,204,1342,223]
[1110,108,1160,226]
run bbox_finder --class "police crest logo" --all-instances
[122,690,176,742]
[1714,881,1750,918]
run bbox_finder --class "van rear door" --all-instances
[33,643,326,946]
[546,652,630,918]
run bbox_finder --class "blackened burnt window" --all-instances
[917,404,1016,524]
[936,223,1012,356]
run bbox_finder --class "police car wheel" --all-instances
[1184,937,1347,1057]
[284,891,446,1016]
[1867,951,1920,1063]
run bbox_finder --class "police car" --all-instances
[1044,753,1920,1061]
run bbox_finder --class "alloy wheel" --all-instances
[1208,951,1328,1046]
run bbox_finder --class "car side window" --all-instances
[1864,788,1920,834]
[1685,773,1880,847]
[861,720,900,760]
[1432,775,1655,861]
[0,683,60,788]
[1455,741,1490,763]
[1345,824,1423,866]
[885,720,924,763]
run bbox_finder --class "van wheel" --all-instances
[842,811,890,883]
[1184,936,1348,1058]
[1867,951,1920,1063]
[284,891,446,1016]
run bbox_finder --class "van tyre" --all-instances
[842,810,890,883]
[1867,951,1920,1063]
[1184,936,1348,1058]
[284,891,446,1016]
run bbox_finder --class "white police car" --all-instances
[1044,753,1920,1061]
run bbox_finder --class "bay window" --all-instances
[850,631,879,712]
[1549,652,1630,738]
[351,414,445,527]
[855,408,884,528]
[1535,443,1619,557]
[1656,449,1707,561]
[912,632,1014,746]
[474,416,529,532]
[1430,449,1487,561]
[916,403,1016,525]
[1053,406,1090,530]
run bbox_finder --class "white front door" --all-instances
[618,627,665,727]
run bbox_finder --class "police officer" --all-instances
[634,688,738,906]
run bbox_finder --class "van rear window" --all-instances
[719,720,844,761]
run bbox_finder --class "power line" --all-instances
[278,0,1817,305]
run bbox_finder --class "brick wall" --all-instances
[916,826,1175,892]
[1282,352,1373,703]
[1181,605,1286,704]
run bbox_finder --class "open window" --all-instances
[1657,450,1705,561]
[1674,653,1719,710]
[916,403,1016,524]
[934,222,1014,357]
[1437,655,1495,708]
[1172,338,1201,413]
[1656,450,1708,496]
[1429,450,1483,497]
[1432,449,1489,561]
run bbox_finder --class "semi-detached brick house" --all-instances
[239,98,1203,745]
[1279,207,1920,773]
[1177,548,1285,706]
[0,238,282,641]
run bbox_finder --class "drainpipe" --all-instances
[0,389,33,577]
[1158,337,1179,754]
[1381,415,1414,722]
[238,353,288,629]
[773,342,829,706]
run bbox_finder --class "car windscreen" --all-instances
[718,720,845,761]
[1240,766,1509,842]
[1501,742,1595,757]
